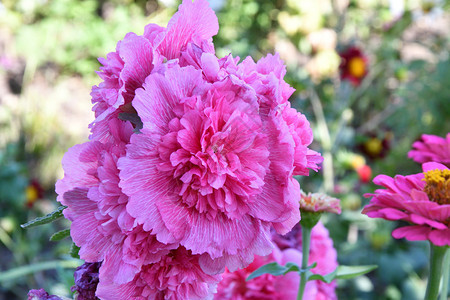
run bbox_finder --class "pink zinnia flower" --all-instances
[408,133,450,167]
[362,162,450,246]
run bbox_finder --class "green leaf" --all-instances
[303,264,377,284]
[284,262,301,274]
[247,261,301,281]
[247,262,286,281]
[335,265,378,280]
[50,229,70,241]
[307,269,338,283]
[69,243,80,259]
[20,206,67,229]
[299,262,317,273]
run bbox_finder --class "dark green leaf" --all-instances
[20,206,67,229]
[50,229,70,241]
[247,261,302,281]
[69,243,80,259]
[247,262,287,281]
[284,262,300,274]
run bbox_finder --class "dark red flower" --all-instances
[358,131,393,160]
[25,179,44,208]
[339,46,368,86]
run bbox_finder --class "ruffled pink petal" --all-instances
[97,247,221,300]
[158,0,218,60]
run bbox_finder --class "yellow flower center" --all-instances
[364,138,383,157]
[423,169,450,205]
[26,185,39,204]
[348,57,366,78]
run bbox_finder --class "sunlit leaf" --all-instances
[335,265,378,280]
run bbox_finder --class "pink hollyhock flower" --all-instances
[119,58,321,274]
[339,46,368,86]
[408,133,450,167]
[362,162,450,246]
[271,222,339,300]
[96,247,221,300]
[57,0,321,296]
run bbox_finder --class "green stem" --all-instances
[439,247,449,300]
[424,243,448,300]
[298,226,312,300]
[309,87,334,193]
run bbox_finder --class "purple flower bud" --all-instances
[27,289,62,300]
[71,262,101,300]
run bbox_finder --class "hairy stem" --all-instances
[424,244,448,300]
[297,226,312,300]
[439,247,449,300]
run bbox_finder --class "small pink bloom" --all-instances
[408,133,450,167]
[363,162,450,246]
[357,164,372,183]
[299,191,341,215]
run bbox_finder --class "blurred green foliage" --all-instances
[0,0,449,299]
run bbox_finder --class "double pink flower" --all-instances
[56,0,322,298]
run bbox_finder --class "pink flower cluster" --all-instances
[56,0,322,298]
[215,222,338,299]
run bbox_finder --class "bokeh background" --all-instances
[0,0,449,299]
